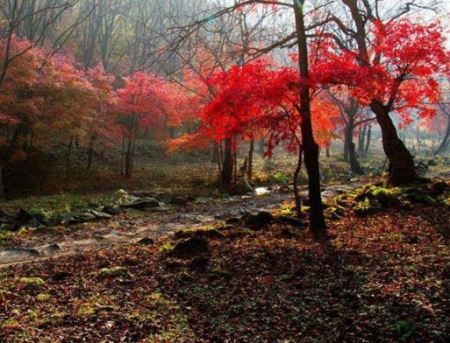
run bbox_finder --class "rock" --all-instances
[25,217,45,228]
[8,247,40,256]
[279,228,296,239]
[137,237,154,246]
[112,189,130,205]
[164,258,185,271]
[45,243,61,252]
[131,191,155,198]
[52,271,73,281]
[276,216,303,227]
[190,256,209,269]
[226,228,254,239]
[217,225,235,231]
[0,208,12,218]
[174,228,224,240]
[168,237,209,258]
[120,197,161,210]
[193,197,209,204]
[15,209,35,224]
[225,217,240,225]
[169,196,190,206]
[430,181,447,196]
[89,210,112,220]
[243,211,273,230]
[18,277,46,288]
[67,212,97,224]
[102,205,122,215]
[98,266,131,278]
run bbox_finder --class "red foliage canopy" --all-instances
[313,19,449,126]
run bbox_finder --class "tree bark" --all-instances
[221,137,234,186]
[247,139,254,180]
[435,116,450,155]
[370,101,416,184]
[258,138,265,156]
[358,125,367,155]
[294,0,327,240]
[343,136,349,161]
[345,123,363,174]
[342,0,417,184]
[293,144,303,219]
[0,166,5,200]
[365,124,371,153]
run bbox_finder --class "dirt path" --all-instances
[0,184,358,268]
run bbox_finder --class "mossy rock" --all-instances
[18,277,46,288]
[137,237,154,246]
[167,237,209,259]
[354,198,379,217]
[225,228,254,240]
[98,266,130,278]
[36,293,51,301]
[174,227,224,240]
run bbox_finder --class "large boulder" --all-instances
[242,211,274,230]
[168,237,209,259]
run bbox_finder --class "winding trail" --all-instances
[0,184,358,268]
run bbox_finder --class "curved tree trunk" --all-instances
[293,144,303,219]
[294,0,327,240]
[435,116,450,155]
[221,137,234,186]
[371,101,416,184]
[344,122,363,174]
[365,124,371,153]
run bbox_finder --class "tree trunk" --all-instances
[435,116,450,155]
[370,101,416,184]
[358,124,367,155]
[325,145,330,158]
[365,124,371,153]
[416,124,422,155]
[293,145,303,219]
[294,0,327,240]
[345,122,363,174]
[344,136,349,161]
[0,166,5,200]
[258,138,265,156]
[247,139,254,180]
[221,137,234,186]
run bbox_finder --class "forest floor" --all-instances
[0,153,449,342]
[0,176,449,342]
